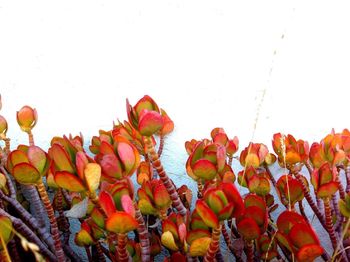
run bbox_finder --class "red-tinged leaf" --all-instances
[84,163,101,192]
[76,151,88,181]
[162,220,179,241]
[55,171,85,192]
[244,194,266,211]
[116,141,137,174]
[75,229,94,247]
[339,199,350,218]
[161,231,179,251]
[49,143,75,173]
[99,141,115,155]
[309,143,325,168]
[192,159,217,181]
[218,202,234,221]
[189,237,212,256]
[121,194,135,217]
[153,182,172,209]
[134,95,159,115]
[7,150,29,173]
[289,223,319,248]
[216,144,226,172]
[138,109,163,136]
[275,232,293,252]
[218,182,244,218]
[186,229,211,245]
[90,223,105,240]
[204,190,224,214]
[190,142,205,166]
[237,217,260,240]
[98,191,116,217]
[285,151,301,165]
[317,182,339,198]
[254,177,271,196]
[100,154,122,180]
[190,217,210,231]
[27,146,48,175]
[138,198,157,215]
[276,211,306,234]
[0,215,13,249]
[244,206,267,229]
[178,223,186,244]
[106,211,138,234]
[160,109,174,136]
[318,163,334,185]
[244,153,260,168]
[195,200,219,229]
[13,163,41,185]
[91,207,105,228]
[296,244,323,262]
[170,252,186,262]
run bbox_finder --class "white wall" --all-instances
[1,0,349,152]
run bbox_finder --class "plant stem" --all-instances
[221,224,243,262]
[323,197,348,262]
[96,241,106,262]
[197,180,203,199]
[85,246,93,262]
[264,164,277,188]
[143,136,187,217]
[293,172,326,230]
[228,155,234,167]
[8,239,20,262]
[346,165,350,193]
[0,208,57,261]
[204,225,221,262]
[37,181,65,262]
[0,250,10,262]
[22,184,47,229]
[157,134,165,157]
[134,202,150,262]
[298,200,309,223]
[117,233,129,262]
[0,189,55,252]
[245,240,254,262]
[28,130,35,146]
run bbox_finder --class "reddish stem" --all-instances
[157,135,165,157]
[134,202,150,262]
[143,136,187,217]
[293,172,326,230]
[203,225,221,262]
[246,240,254,262]
[96,241,106,262]
[222,224,243,262]
[346,165,350,193]
[37,181,65,262]
[117,233,129,262]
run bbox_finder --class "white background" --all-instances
[1,0,350,151]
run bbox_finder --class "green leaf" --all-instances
[13,163,41,185]
[0,216,13,250]
[195,200,219,229]
[192,159,217,181]
[49,143,75,173]
[161,231,179,251]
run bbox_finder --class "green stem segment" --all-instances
[143,136,187,217]
[37,181,65,262]
[117,233,129,262]
[204,225,221,262]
